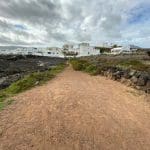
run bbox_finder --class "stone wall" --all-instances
[99,66,150,94]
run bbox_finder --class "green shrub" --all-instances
[84,64,99,75]
[70,59,100,75]
[70,59,89,71]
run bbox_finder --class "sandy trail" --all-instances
[0,67,150,150]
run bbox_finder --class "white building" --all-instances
[43,47,64,58]
[0,43,101,58]
[111,45,137,55]
[77,43,100,57]
[62,43,100,57]
[13,47,40,56]
[62,44,78,57]
[111,47,124,55]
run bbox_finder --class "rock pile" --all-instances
[99,66,150,94]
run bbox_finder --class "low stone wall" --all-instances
[99,66,150,94]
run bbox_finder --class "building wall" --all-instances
[111,47,134,55]
[78,45,100,57]
[42,48,64,57]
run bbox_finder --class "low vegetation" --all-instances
[69,59,99,75]
[0,63,65,110]
[70,57,150,75]
[117,60,149,71]
[78,56,150,72]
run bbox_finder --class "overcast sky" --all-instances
[0,0,150,47]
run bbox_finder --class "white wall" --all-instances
[42,48,64,58]
[78,45,100,57]
[111,47,134,55]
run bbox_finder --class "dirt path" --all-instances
[0,67,150,150]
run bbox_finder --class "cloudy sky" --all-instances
[0,0,150,47]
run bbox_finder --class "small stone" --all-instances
[137,74,149,86]
[123,71,131,79]
[131,76,138,84]
[35,81,39,85]
[129,70,136,76]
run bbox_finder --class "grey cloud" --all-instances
[0,0,149,47]
[100,14,122,38]
[0,0,62,25]
[0,34,44,46]
[0,20,36,39]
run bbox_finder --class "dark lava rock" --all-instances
[97,63,150,94]
[112,70,124,80]
[6,55,26,61]
[0,74,22,89]
[108,67,118,73]
[5,68,21,75]
[137,73,149,86]
[123,70,131,79]
[0,55,66,90]
[134,71,142,78]
[123,69,137,79]
[131,76,138,84]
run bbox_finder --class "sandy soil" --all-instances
[0,67,150,150]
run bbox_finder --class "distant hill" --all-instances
[129,45,141,49]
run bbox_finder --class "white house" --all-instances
[111,45,138,55]
[79,43,100,57]
[78,43,100,57]
[111,47,124,55]
[15,47,40,56]
[43,47,64,58]
[62,43,100,57]
[62,44,78,57]
[111,46,131,55]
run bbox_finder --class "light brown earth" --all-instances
[0,67,150,150]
